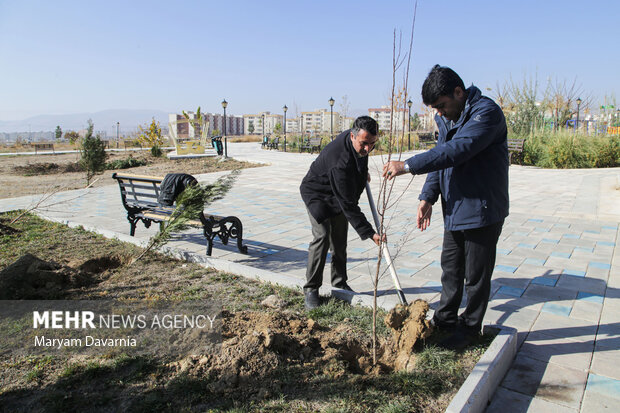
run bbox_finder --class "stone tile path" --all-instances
[1,142,619,412]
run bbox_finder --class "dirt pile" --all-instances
[172,300,433,399]
[384,299,433,371]
[0,253,121,299]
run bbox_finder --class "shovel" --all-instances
[365,182,408,305]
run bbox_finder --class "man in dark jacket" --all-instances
[300,116,383,309]
[383,65,509,346]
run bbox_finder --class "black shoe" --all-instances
[437,325,480,351]
[333,282,354,292]
[431,316,457,331]
[304,290,320,310]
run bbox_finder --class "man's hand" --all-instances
[417,200,432,231]
[372,232,387,246]
[367,173,371,183]
[382,161,407,180]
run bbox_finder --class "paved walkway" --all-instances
[1,142,619,412]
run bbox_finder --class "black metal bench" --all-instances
[507,138,525,164]
[299,137,322,153]
[112,173,247,256]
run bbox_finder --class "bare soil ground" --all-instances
[0,150,263,199]
[0,212,493,412]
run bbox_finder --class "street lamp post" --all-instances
[283,105,288,152]
[262,113,266,139]
[329,97,335,141]
[221,99,228,158]
[116,121,120,149]
[576,97,582,132]
[407,99,412,150]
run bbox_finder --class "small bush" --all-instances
[106,157,148,170]
[151,144,163,157]
[517,132,619,169]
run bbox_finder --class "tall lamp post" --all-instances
[262,113,266,139]
[407,99,412,150]
[283,105,288,152]
[576,97,582,132]
[328,97,335,141]
[221,99,228,158]
[116,121,120,148]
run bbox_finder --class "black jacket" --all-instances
[300,130,375,240]
[158,173,198,206]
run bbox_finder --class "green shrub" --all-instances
[80,120,107,184]
[106,157,148,170]
[517,131,619,169]
[151,144,163,158]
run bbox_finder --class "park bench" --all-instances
[507,138,525,164]
[112,172,248,256]
[34,143,54,154]
[299,137,322,153]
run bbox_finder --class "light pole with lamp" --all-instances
[576,97,582,132]
[283,105,288,152]
[221,99,228,158]
[407,99,412,150]
[116,121,120,148]
[329,97,335,141]
[262,113,266,139]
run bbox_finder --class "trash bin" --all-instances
[211,136,223,156]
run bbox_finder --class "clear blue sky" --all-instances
[1,0,618,121]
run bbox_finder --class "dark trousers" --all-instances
[433,221,504,329]
[303,210,348,292]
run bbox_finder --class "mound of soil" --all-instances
[173,300,433,400]
[0,253,120,299]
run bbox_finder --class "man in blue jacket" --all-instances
[383,65,509,346]
[300,116,383,309]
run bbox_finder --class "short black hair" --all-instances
[351,116,378,136]
[421,64,465,105]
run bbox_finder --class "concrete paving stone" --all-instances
[585,374,620,401]
[576,291,604,304]
[486,386,578,413]
[489,294,545,313]
[569,301,603,323]
[532,312,598,342]
[520,331,594,371]
[540,302,573,317]
[555,275,607,295]
[580,390,620,412]
[590,345,620,381]
[496,255,524,267]
[496,286,526,297]
[589,261,612,270]
[523,258,547,266]
[483,307,539,336]
[500,354,587,409]
[492,276,532,290]
[531,276,558,287]
[523,284,578,302]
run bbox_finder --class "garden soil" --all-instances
[0,151,262,199]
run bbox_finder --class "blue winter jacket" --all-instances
[405,86,509,231]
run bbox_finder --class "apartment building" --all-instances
[368,107,409,132]
[285,117,302,134]
[243,112,283,135]
[168,112,243,140]
[301,109,342,135]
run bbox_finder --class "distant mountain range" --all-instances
[0,109,170,135]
